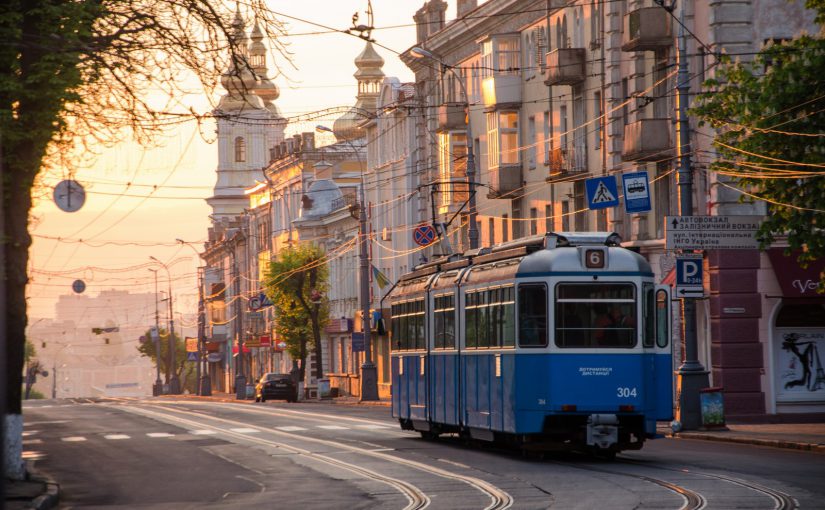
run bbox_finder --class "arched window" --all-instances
[234,137,246,162]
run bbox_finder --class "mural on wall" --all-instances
[776,329,825,401]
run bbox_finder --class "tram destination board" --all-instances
[665,215,762,250]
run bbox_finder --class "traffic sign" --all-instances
[622,172,651,214]
[413,224,437,247]
[666,215,761,250]
[248,296,262,311]
[675,255,704,298]
[351,332,365,352]
[585,176,619,210]
[186,352,198,362]
[72,279,86,294]
[53,179,86,213]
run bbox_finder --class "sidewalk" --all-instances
[8,395,823,509]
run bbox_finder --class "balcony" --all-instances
[544,48,586,86]
[548,144,588,177]
[488,164,522,198]
[482,75,522,108]
[437,103,467,131]
[621,119,673,161]
[622,8,672,52]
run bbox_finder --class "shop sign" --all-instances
[185,337,198,353]
[767,249,825,297]
[206,352,223,363]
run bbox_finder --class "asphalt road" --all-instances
[22,398,825,509]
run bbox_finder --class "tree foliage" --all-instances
[693,21,825,283]
[263,244,329,382]
[136,328,197,393]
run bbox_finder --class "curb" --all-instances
[667,432,825,454]
[27,464,60,510]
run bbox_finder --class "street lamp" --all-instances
[176,239,211,396]
[315,124,379,402]
[148,268,164,395]
[149,255,181,394]
[409,46,479,250]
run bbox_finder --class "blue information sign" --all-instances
[622,171,652,213]
[187,352,199,362]
[675,256,704,297]
[351,332,365,353]
[585,176,619,210]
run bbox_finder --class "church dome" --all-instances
[332,106,365,141]
[302,178,344,218]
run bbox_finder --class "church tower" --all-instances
[332,41,385,141]
[207,8,286,219]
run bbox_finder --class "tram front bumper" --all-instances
[586,414,619,449]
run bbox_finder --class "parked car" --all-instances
[255,373,297,403]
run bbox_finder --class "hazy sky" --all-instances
[28,1,462,322]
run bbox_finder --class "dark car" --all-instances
[255,373,297,403]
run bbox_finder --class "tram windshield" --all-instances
[554,283,637,348]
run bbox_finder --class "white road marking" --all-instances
[27,421,69,426]
[317,425,348,430]
[276,426,308,432]
[61,437,86,442]
[189,429,217,435]
[23,439,43,445]
[230,428,260,434]
[356,424,392,430]
[146,432,175,438]
[22,431,39,436]
[105,434,130,440]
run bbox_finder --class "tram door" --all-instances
[654,285,674,420]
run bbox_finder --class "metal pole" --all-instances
[233,246,246,399]
[674,14,709,430]
[149,269,163,395]
[197,267,210,395]
[167,270,180,394]
[450,68,478,250]
[0,131,6,504]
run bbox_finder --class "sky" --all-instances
[28,1,464,322]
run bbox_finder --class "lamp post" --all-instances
[51,343,72,399]
[148,268,164,395]
[409,46,479,250]
[150,256,181,394]
[315,125,379,401]
[177,239,211,396]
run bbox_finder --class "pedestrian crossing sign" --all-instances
[585,176,619,210]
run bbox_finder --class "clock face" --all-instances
[53,180,86,213]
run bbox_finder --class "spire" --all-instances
[333,41,385,141]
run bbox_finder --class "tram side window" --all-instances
[643,284,655,348]
[390,300,425,351]
[434,294,456,349]
[412,299,425,350]
[518,284,548,347]
[554,283,636,348]
[464,287,516,349]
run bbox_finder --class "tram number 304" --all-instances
[617,387,638,398]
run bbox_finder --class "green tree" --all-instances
[693,4,825,285]
[136,329,197,394]
[1,0,288,478]
[263,244,329,382]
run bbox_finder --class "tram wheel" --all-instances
[419,431,439,441]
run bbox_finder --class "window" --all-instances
[391,299,426,351]
[545,204,553,233]
[530,207,538,235]
[543,111,551,165]
[488,218,495,246]
[527,116,536,169]
[438,132,469,210]
[554,283,637,348]
[234,137,246,162]
[433,294,456,349]
[594,91,602,150]
[486,111,520,169]
[643,284,655,348]
[518,284,547,347]
[481,34,520,76]
[560,105,568,147]
[464,286,516,349]
[502,213,509,241]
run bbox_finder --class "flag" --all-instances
[372,264,391,289]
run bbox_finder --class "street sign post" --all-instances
[622,172,651,214]
[675,255,704,298]
[665,215,761,250]
[585,176,619,210]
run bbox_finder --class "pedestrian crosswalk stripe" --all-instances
[317,425,348,430]
[23,439,43,445]
[356,424,392,430]
[276,426,308,432]
[146,432,174,438]
[105,434,130,440]
[61,436,86,442]
[230,428,260,434]
[189,430,217,435]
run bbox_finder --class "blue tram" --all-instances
[388,232,673,455]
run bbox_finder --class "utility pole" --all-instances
[149,268,163,395]
[1,132,7,502]
[150,256,180,394]
[232,242,246,399]
[674,13,709,430]
[197,267,211,395]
